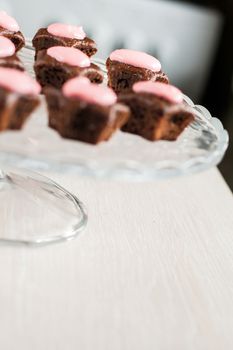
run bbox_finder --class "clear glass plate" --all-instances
[0,42,229,181]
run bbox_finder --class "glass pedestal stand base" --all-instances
[0,169,87,246]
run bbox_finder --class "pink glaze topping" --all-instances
[47,23,86,40]
[0,11,19,32]
[0,68,41,94]
[47,46,90,67]
[110,49,161,72]
[63,77,117,106]
[0,36,15,57]
[133,81,183,104]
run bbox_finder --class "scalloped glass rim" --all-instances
[0,41,228,181]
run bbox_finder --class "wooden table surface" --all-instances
[0,168,232,350]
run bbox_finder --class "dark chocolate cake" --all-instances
[0,26,25,52]
[45,77,130,144]
[0,68,41,131]
[106,49,169,94]
[0,36,24,70]
[34,48,103,89]
[119,81,194,141]
[33,27,97,58]
[0,11,25,51]
[0,54,24,71]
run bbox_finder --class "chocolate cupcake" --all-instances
[119,81,194,141]
[34,46,103,90]
[106,49,169,94]
[0,68,41,131]
[45,77,130,144]
[0,36,24,71]
[33,23,97,58]
[0,11,25,51]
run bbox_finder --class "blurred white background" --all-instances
[0,0,222,101]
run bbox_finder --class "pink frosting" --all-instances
[110,49,161,72]
[63,77,117,106]
[47,46,90,67]
[48,23,86,40]
[0,36,15,57]
[0,11,19,32]
[133,81,183,104]
[0,68,41,94]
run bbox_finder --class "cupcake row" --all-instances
[0,11,194,143]
[32,24,169,94]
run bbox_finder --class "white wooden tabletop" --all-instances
[0,167,232,350]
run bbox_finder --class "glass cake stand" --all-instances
[0,41,229,245]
